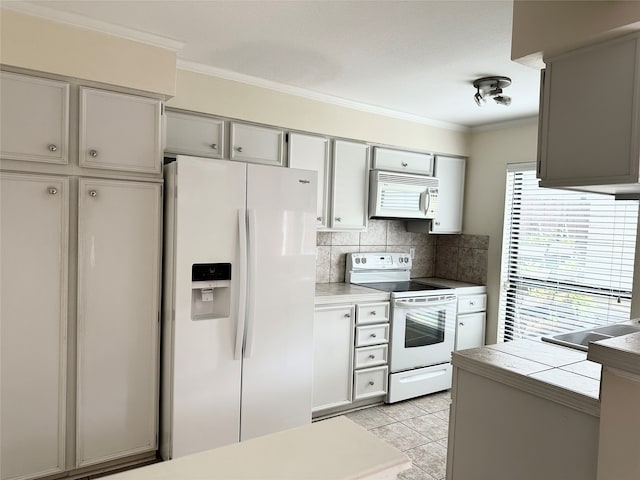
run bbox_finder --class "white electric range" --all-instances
[346,252,456,402]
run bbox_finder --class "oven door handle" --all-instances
[394,298,456,308]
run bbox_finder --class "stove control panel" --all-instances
[347,252,412,271]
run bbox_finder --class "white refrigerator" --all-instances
[160,155,317,459]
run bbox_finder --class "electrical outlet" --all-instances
[410,247,415,259]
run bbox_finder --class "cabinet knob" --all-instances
[48,187,58,195]
[459,322,465,326]
[344,313,351,318]
[89,190,98,198]
[211,143,217,149]
[89,149,98,158]
[368,354,376,359]
[469,301,475,306]
[368,380,375,386]
[48,144,58,152]
[235,146,243,153]
[335,217,342,222]
[401,161,408,167]
[435,221,441,226]
[370,311,377,315]
[370,333,377,338]
[317,216,322,222]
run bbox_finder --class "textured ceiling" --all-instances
[9,0,541,128]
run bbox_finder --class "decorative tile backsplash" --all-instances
[316,219,489,285]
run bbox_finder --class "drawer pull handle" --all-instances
[370,333,377,338]
[368,380,375,386]
[368,354,376,359]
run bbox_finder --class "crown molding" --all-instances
[1,3,185,52]
[177,59,470,133]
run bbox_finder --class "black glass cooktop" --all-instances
[355,281,444,293]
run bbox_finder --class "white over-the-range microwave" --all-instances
[369,169,439,220]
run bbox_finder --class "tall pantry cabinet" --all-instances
[0,70,162,480]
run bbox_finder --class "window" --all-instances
[498,163,639,342]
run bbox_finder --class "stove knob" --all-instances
[404,256,410,263]
[362,258,367,264]
[399,257,404,263]
[355,257,361,264]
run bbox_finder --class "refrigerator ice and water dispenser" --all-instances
[191,263,232,320]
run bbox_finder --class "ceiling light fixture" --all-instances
[472,76,512,107]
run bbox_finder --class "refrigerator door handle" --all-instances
[234,209,248,360]
[244,208,258,358]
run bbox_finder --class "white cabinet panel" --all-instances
[165,110,225,158]
[353,366,388,400]
[288,133,331,228]
[312,305,355,412]
[457,293,486,314]
[331,140,369,230]
[76,178,161,467]
[372,147,433,175]
[0,72,69,164]
[230,123,284,166]
[354,345,388,369]
[1,173,68,480]
[356,302,389,324]
[355,323,390,347]
[455,312,486,351]
[79,88,162,174]
[431,156,465,234]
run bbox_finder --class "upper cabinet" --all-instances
[537,33,640,195]
[331,140,370,231]
[288,133,331,229]
[0,72,69,164]
[80,87,162,174]
[230,122,284,166]
[430,156,465,234]
[165,110,225,159]
[372,147,434,175]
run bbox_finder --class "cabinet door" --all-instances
[288,133,331,228]
[230,123,284,166]
[455,312,486,351]
[1,173,68,480]
[76,178,161,467]
[165,110,225,158]
[372,147,434,175]
[312,305,355,412]
[0,72,69,164]
[331,140,370,230]
[79,88,162,174]
[431,156,465,234]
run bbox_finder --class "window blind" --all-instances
[498,164,639,342]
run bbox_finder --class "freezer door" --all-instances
[165,156,247,458]
[241,164,317,441]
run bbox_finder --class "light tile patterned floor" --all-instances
[343,390,451,480]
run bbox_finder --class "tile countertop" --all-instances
[452,340,602,417]
[588,331,640,376]
[315,283,390,305]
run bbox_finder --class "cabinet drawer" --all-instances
[356,302,389,324]
[355,324,389,347]
[354,345,388,369]
[457,294,486,314]
[372,147,434,175]
[353,366,388,400]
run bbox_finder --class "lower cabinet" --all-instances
[0,173,161,480]
[312,300,389,416]
[454,290,487,351]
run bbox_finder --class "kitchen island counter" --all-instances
[106,416,410,480]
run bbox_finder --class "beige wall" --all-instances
[167,69,469,157]
[464,119,539,344]
[512,0,640,66]
[0,9,177,96]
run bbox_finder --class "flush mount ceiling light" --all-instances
[473,76,512,107]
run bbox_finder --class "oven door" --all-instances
[389,296,456,372]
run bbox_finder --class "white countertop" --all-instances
[315,283,390,305]
[588,331,640,376]
[452,339,601,417]
[105,416,410,480]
